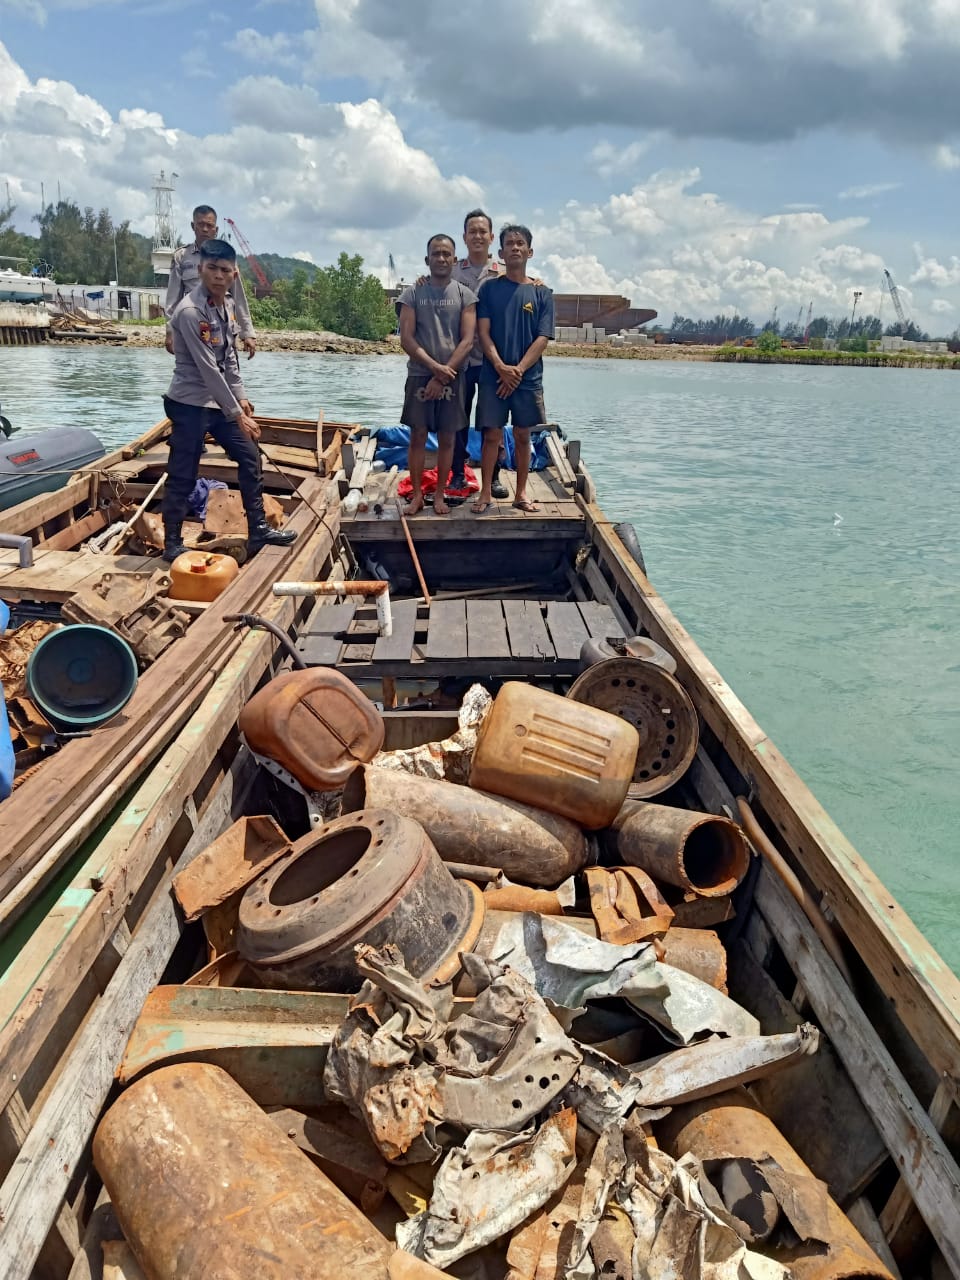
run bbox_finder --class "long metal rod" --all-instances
[396,498,431,605]
[737,796,855,986]
[271,579,393,637]
[256,442,333,527]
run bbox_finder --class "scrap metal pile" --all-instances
[92,653,894,1280]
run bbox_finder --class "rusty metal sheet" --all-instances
[325,946,582,1161]
[632,1025,820,1108]
[118,985,350,1108]
[586,866,674,945]
[506,1160,587,1280]
[172,814,291,921]
[472,913,759,1044]
[396,1108,578,1268]
[0,621,58,697]
[269,1105,388,1211]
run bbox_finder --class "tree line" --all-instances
[0,200,394,340]
[245,258,395,342]
[0,199,156,286]
[667,311,935,344]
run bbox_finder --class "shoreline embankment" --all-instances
[47,327,960,369]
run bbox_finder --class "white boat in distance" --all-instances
[0,266,53,303]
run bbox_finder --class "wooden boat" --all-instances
[0,409,354,930]
[0,423,958,1279]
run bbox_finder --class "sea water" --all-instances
[1,347,957,968]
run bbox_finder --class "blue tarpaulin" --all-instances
[0,601,14,803]
[371,425,552,473]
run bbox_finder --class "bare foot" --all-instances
[471,495,492,514]
[512,496,540,512]
[405,493,425,515]
[433,495,450,515]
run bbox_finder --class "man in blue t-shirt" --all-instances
[474,225,555,513]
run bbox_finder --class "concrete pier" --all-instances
[0,303,50,346]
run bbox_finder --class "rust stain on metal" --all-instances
[172,814,291,922]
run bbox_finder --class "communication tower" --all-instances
[151,170,178,279]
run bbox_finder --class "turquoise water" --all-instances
[2,347,958,968]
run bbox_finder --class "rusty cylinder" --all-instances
[237,809,484,993]
[93,1062,393,1280]
[605,800,750,897]
[342,765,588,888]
[657,1089,893,1280]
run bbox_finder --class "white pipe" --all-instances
[271,579,393,638]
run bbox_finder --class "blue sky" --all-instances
[3,0,960,332]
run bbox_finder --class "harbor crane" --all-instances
[224,218,273,297]
[882,268,908,328]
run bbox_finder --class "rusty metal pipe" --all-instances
[483,884,567,914]
[657,1089,894,1280]
[93,1062,394,1279]
[272,579,392,637]
[342,765,588,887]
[605,800,750,897]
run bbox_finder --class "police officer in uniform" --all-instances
[164,205,256,358]
[162,239,295,562]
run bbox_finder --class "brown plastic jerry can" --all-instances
[238,667,384,791]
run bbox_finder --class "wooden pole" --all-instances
[396,499,431,605]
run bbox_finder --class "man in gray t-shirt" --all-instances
[397,235,477,515]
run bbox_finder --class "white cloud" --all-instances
[930,298,955,313]
[529,169,893,325]
[589,139,654,180]
[932,143,960,170]
[229,27,300,69]
[323,1,960,143]
[910,250,960,288]
[291,250,316,263]
[838,182,902,200]
[0,43,481,249]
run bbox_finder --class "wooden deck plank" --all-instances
[372,598,421,663]
[466,600,511,659]
[545,601,591,661]
[577,601,626,640]
[295,600,358,666]
[425,599,467,660]
[503,600,554,661]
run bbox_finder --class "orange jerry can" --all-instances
[469,682,639,830]
[238,667,384,791]
[168,551,239,602]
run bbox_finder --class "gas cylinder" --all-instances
[168,550,240,602]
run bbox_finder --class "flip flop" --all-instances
[471,499,492,514]
[512,498,540,512]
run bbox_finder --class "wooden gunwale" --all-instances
[0,479,340,1117]
[580,509,960,1087]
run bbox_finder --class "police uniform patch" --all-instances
[198,321,212,344]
